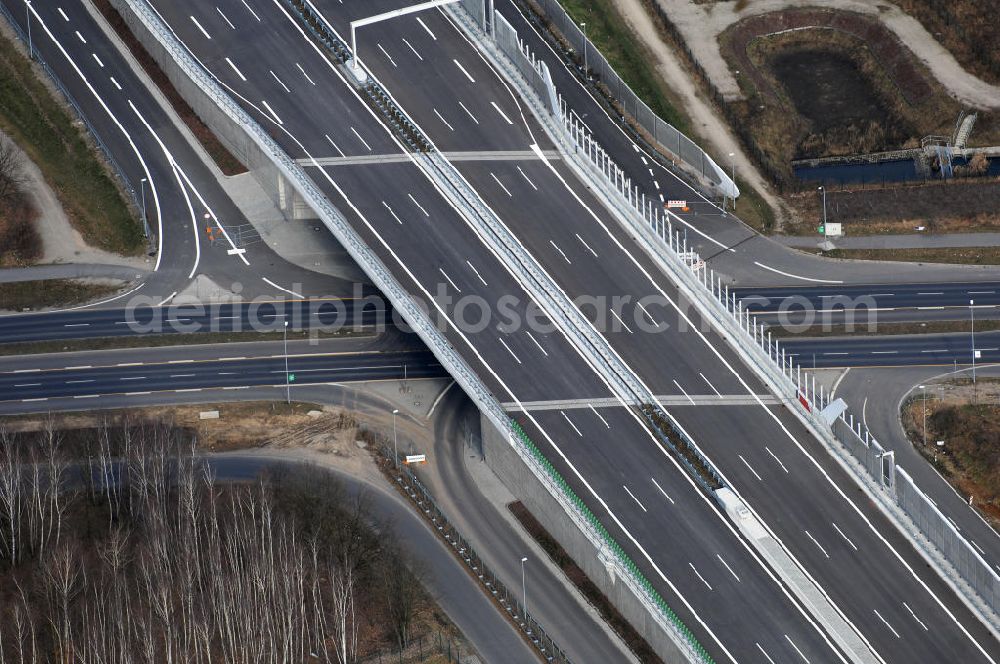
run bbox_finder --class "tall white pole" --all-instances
[27,1,33,60]
[521,556,528,622]
[283,321,290,404]
[392,408,400,466]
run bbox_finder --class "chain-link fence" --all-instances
[527,0,735,196]
[0,3,146,236]
[377,441,572,664]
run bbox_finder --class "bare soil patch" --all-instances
[902,380,1000,524]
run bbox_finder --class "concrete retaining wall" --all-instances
[105,0,315,220]
[480,414,690,663]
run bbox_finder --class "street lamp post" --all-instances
[919,384,927,446]
[580,23,588,76]
[728,152,736,211]
[392,408,400,466]
[818,186,827,236]
[970,299,977,399]
[140,177,148,238]
[283,321,290,404]
[26,1,33,61]
[520,556,528,625]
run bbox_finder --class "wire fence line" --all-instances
[450,0,1000,637]
[0,3,147,236]
[519,0,736,198]
[377,441,571,664]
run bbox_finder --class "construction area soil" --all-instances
[784,177,1000,236]
[717,8,997,189]
[902,379,1000,524]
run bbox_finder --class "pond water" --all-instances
[795,155,1000,185]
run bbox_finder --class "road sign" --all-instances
[667,200,687,209]
[825,223,842,237]
[404,454,426,465]
[817,225,825,234]
[288,373,296,382]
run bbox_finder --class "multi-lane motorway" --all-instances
[4,1,1000,662]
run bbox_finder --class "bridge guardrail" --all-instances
[450,0,1000,636]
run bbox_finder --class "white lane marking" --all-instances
[872,609,900,639]
[453,58,476,82]
[765,446,789,473]
[269,70,290,93]
[637,302,659,327]
[415,16,435,39]
[575,233,598,257]
[689,562,712,590]
[490,172,513,197]
[377,42,397,67]
[190,16,211,40]
[218,357,246,361]
[120,376,146,381]
[22,398,47,403]
[14,383,41,388]
[650,477,674,504]
[756,643,777,664]
[673,379,695,405]
[458,100,479,124]
[216,7,236,30]
[58,7,70,21]
[785,635,811,663]
[871,350,898,355]
[903,602,929,631]
[64,323,90,328]
[75,30,86,44]
[823,352,849,356]
[561,410,583,437]
[716,554,741,582]
[516,166,538,190]
[402,37,423,60]
[110,76,122,90]
[699,372,722,397]
[116,363,142,367]
[525,330,548,356]
[261,277,304,299]
[917,291,944,296]
[738,454,763,481]
[124,391,150,396]
[549,239,571,264]
[466,260,488,286]
[350,126,372,151]
[433,108,455,131]
[157,291,178,306]
[438,267,462,293]
[324,134,345,157]
[170,374,196,378]
[624,485,647,512]
[653,180,660,190]
[609,308,633,334]
[753,261,844,284]
[64,366,91,370]
[383,201,403,224]
[240,0,261,21]
[490,100,514,125]
[261,99,283,125]
[66,380,94,384]
[920,349,948,353]
[215,115,746,661]
[74,395,99,399]
[804,530,830,558]
[168,359,194,364]
[408,193,429,217]
[175,388,202,393]
[295,62,316,85]
[498,337,521,364]
[831,522,858,552]
[969,290,995,295]
[589,404,610,429]
[225,57,247,81]
[972,539,986,555]
[92,53,104,68]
